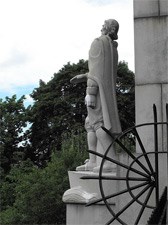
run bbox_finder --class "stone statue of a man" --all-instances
[71,19,121,172]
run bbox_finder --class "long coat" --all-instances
[87,35,121,134]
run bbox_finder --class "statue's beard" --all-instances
[101,29,118,40]
[109,32,118,40]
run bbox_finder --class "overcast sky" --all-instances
[0,0,134,104]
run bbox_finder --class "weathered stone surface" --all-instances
[63,186,98,204]
[134,0,168,153]
[136,84,162,122]
[134,17,168,85]
[133,0,168,223]
[134,0,168,18]
[63,170,117,224]
[66,203,117,225]
[64,171,117,203]
[135,84,163,153]
[134,0,159,18]
[160,0,168,16]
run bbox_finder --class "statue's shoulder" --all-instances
[100,35,118,48]
[89,37,103,58]
[92,35,107,43]
[91,37,102,45]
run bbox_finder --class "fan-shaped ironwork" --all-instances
[81,104,168,225]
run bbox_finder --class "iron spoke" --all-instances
[134,186,154,225]
[106,183,152,224]
[86,181,150,206]
[88,149,149,178]
[81,175,149,181]
[133,128,154,175]
[102,127,152,176]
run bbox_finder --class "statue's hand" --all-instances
[85,95,96,109]
[70,74,87,84]
[70,76,78,84]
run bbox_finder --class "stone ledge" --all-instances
[134,0,168,19]
[63,171,117,205]
[66,203,117,225]
[63,186,98,204]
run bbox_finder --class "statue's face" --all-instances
[109,25,117,36]
[101,23,108,35]
[101,22,117,38]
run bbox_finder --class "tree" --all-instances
[0,159,34,212]
[117,61,135,130]
[0,95,29,174]
[0,133,88,225]
[29,60,88,166]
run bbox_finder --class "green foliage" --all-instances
[61,131,88,169]
[29,60,88,166]
[117,61,135,130]
[0,159,34,212]
[0,132,88,225]
[0,95,29,174]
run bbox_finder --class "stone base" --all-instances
[63,170,118,225]
[63,170,117,204]
[63,152,168,224]
[66,203,118,225]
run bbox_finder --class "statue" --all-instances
[71,19,121,172]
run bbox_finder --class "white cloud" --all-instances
[25,94,34,105]
[0,49,29,69]
[0,0,134,95]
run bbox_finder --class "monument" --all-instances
[63,1,168,223]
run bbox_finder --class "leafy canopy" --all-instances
[0,95,29,175]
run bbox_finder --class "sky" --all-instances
[0,0,134,105]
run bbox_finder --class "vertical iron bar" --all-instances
[133,128,154,175]
[166,104,168,205]
[153,104,159,206]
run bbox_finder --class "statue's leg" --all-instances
[87,131,97,164]
[76,118,97,171]
[93,127,116,172]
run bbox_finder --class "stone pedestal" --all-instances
[63,171,118,225]
[116,153,168,224]
[66,203,117,225]
[63,151,167,224]
[65,171,117,200]
[134,0,168,153]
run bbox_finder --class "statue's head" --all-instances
[101,19,119,40]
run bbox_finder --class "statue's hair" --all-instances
[103,19,119,40]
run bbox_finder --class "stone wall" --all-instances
[134,0,168,152]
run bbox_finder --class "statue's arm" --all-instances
[70,73,88,84]
[85,78,98,109]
